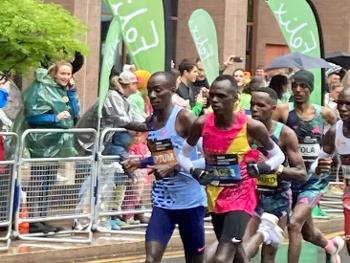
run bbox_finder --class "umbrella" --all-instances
[325,51,350,70]
[266,52,331,70]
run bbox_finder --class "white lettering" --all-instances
[189,22,213,61]
[273,3,318,55]
[131,21,160,56]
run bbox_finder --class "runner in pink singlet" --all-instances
[178,75,285,262]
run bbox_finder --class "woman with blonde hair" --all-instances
[22,60,80,233]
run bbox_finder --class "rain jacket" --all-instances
[75,89,145,154]
[22,68,79,158]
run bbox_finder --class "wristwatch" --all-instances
[276,165,284,176]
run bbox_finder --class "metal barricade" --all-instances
[320,166,343,214]
[0,132,18,251]
[94,128,153,234]
[14,128,96,243]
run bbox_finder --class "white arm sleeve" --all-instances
[177,141,196,173]
[265,141,285,170]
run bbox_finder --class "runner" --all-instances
[178,75,285,263]
[272,70,342,262]
[242,87,307,262]
[312,87,350,260]
[123,71,207,263]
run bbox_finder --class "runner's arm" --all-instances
[280,126,307,182]
[321,106,337,126]
[272,103,289,123]
[124,122,148,132]
[310,125,336,175]
[247,118,285,173]
[177,115,206,173]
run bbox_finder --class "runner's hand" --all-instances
[148,164,176,180]
[191,168,213,185]
[315,157,332,175]
[121,158,140,173]
[247,162,271,177]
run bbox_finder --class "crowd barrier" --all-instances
[14,128,97,244]
[94,128,153,234]
[0,132,18,251]
[0,127,345,250]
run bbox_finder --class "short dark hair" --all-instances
[212,74,239,95]
[252,87,278,104]
[149,71,176,90]
[269,74,288,99]
[170,68,180,79]
[178,59,196,75]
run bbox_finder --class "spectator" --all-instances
[177,59,199,107]
[325,82,343,119]
[75,69,145,230]
[22,61,79,233]
[193,58,209,89]
[0,78,9,108]
[269,74,291,104]
[255,64,267,81]
[177,60,207,116]
[325,64,345,92]
[170,69,189,109]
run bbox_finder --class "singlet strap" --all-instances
[273,122,284,140]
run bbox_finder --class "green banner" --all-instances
[98,16,122,118]
[188,9,219,85]
[105,0,165,73]
[266,0,323,105]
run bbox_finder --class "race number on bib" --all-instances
[299,137,320,160]
[257,173,278,190]
[206,154,241,181]
[148,139,177,165]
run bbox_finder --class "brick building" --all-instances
[49,0,350,112]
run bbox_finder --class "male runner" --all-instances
[123,72,207,263]
[312,87,350,261]
[242,87,307,262]
[178,75,285,263]
[273,70,342,262]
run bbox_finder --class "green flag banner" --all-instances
[266,0,324,105]
[188,9,219,85]
[98,16,122,118]
[105,0,165,73]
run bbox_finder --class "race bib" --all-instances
[206,154,241,181]
[257,173,278,190]
[148,139,177,165]
[299,137,320,160]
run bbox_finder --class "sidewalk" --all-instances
[0,216,344,263]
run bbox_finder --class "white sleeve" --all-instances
[265,141,285,170]
[177,141,195,173]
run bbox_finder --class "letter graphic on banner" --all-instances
[98,16,122,118]
[266,0,324,105]
[105,0,165,73]
[188,9,219,85]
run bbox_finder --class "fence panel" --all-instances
[94,128,153,233]
[14,128,96,243]
[0,132,18,251]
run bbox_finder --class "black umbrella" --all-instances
[266,52,331,70]
[325,51,350,70]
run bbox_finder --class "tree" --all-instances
[0,0,88,75]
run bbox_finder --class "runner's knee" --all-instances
[288,217,303,233]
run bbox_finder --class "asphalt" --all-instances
[0,215,344,263]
